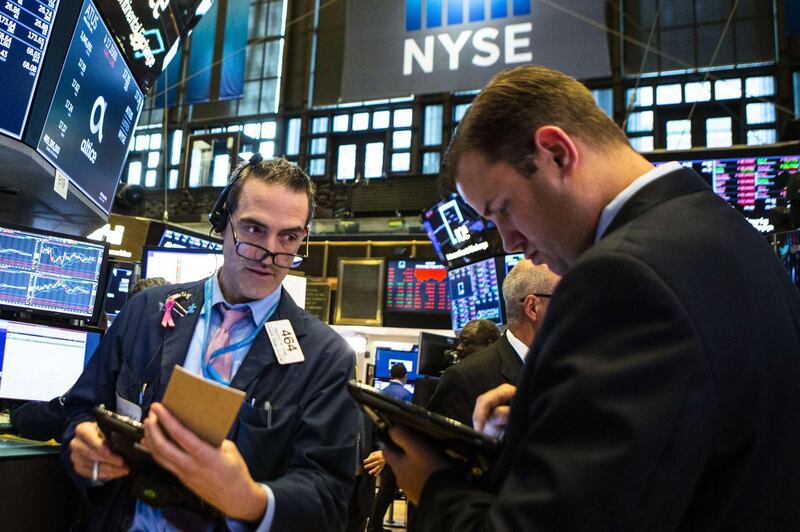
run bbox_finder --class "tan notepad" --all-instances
[161,365,245,446]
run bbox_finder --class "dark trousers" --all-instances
[346,472,377,532]
[367,467,398,531]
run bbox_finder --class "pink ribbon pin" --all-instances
[161,299,176,328]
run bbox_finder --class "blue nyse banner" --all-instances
[342,0,611,101]
[185,0,249,105]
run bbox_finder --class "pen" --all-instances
[264,401,272,428]
[139,383,147,405]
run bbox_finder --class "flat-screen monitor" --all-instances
[0,225,107,320]
[422,193,504,268]
[0,0,62,139]
[372,377,415,396]
[417,332,458,377]
[142,247,223,284]
[382,259,451,328]
[158,228,223,251]
[647,147,798,234]
[36,0,144,214]
[0,318,101,401]
[102,261,137,321]
[374,346,418,382]
[503,253,524,275]
[447,256,504,330]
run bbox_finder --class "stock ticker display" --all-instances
[36,0,143,213]
[0,0,60,139]
[673,155,797,233]
[385,260,450,314]
[0,227,105,318]
[447,256,503,330]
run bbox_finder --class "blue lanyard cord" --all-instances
[200,277,279,383]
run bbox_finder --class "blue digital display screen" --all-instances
[0,225,106,318]
[374,347,418,382]
[448,256,504,330]
[0,0,61,139]
[36,0,143,213]
[103,264,134,319]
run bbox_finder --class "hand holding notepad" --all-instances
[161,365,245,446]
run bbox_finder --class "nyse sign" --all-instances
[342,0,611,102]
[404,23,533,75]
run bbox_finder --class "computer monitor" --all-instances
[447,256,504,330]
[372,377,415,396]
[102,262,138,322]
[0,224,108,321]
[417,331,458,377]
[0,319,102,401]
[382,258,451,328]
[422,193,504,268]
[374,346,419,382]
[158,228,223,251]
[647,146,798,234]
[503,253,525,275]
[142,247,224,284]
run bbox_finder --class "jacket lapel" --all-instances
[158,282,205,397]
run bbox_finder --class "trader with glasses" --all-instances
[427,260,559,427]
[64,157,358,531]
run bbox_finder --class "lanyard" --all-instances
[200,277,278,382]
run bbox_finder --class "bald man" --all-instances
[427,260,559,426]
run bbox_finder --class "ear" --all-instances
[522,295,539,324]
[532,126,579,176]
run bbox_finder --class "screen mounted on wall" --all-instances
[36,0,143,214]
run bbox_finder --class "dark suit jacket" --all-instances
[413,168,800,531]
[427,335,522,426]
[62,279,358,532]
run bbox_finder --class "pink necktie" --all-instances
[205,304,251,383]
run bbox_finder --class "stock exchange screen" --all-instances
[669,154,797,233]
[447,256,503,330]
[0,0,60,139]
[0,226,106,318]
[36,0,143,214]
[385,259,450,314]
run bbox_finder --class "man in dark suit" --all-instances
[64,158,357,531]
[428,260,559,426]
[383,65,800,531]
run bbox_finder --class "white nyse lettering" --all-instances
[472,27,500,67]
[403,36,434,75]
[505,23,532,63]
[437,31,471,70]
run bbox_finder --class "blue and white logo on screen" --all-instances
[403,0,533,75]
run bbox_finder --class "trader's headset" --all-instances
[208,152,264,233]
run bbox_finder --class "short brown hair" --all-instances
[227,157,316,225]
[441,66,629,192]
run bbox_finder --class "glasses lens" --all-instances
[273,253,299,268]
[237,242,266,262]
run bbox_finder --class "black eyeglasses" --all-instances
[520,293,552,302]
[229,217,308,269]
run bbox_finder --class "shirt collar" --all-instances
[594,161,683,242]
[505,329,529,363]
[207,270,282,324]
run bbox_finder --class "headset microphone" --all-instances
[208,152,264,233]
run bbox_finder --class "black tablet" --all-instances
[347,381,499,477]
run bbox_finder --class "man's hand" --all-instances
[69,421,130,482]
[382,426,449,504]
[363,450,386,476]
[142,403,267,522]
[473,383,517,436]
